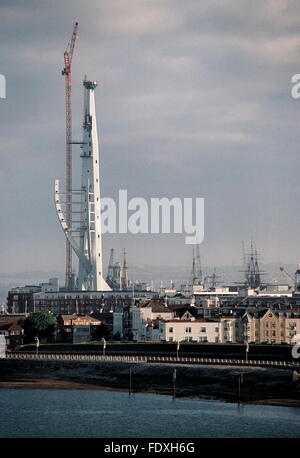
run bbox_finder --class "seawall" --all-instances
[0,358,300,406]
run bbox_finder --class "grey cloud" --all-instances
[1,0,300,279]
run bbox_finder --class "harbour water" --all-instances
[0,389,300,438]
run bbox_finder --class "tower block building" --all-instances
[55,80,111,291]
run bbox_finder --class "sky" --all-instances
[1,0,300,279]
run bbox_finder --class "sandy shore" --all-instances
[0,377,300,409]
[0,378,126,391]
[245,398,300,408]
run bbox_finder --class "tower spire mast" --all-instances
[62,22,78,290]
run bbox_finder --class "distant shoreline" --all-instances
[0,377,299,409]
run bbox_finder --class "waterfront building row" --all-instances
[113,303,300,344]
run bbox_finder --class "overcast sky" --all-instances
[1,0,300,278]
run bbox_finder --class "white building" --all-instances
[131,306,152,341]
[159,319,221,343]
[113,300,175,341]
[219,317,238,343]
[130,302,174,341]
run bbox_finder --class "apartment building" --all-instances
[237,308,300,344]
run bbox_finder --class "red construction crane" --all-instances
[62,22,78,290]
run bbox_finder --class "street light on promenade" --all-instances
[245,340,249,363]
[176,340,180,359]
[101,337,107,356]
[35,336,39,356]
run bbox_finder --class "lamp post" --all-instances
[245,339,249,363]
[238,374,241,406]
[34,336,39,356]
[101,337,106,356]
[129,367,132,396]
[176,340,180,359]
[173,368,176,400]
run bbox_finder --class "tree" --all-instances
[23,312,56,343]
[18,317,25,328]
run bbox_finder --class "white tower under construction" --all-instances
[55,80,111,291]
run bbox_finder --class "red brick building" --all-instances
[0,322,24,349]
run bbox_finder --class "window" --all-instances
[183,337,192,342]
[169,327,173,333]
[185,327,192,333]
[200,327,206,332]
[215,328,219,333]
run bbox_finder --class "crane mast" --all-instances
[62,22,78,290]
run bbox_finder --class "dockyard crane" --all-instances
[196,244,203,285]
[62,22,78,290]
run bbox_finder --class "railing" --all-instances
[4,352,300,368]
